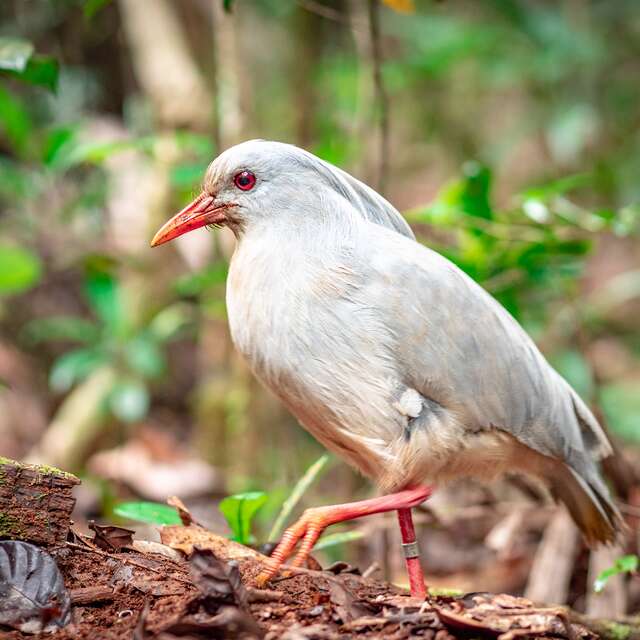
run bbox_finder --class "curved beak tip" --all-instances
[149,194,228,250]
[149,233,164,248]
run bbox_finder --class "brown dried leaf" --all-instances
[167,495,195,526]
[160,525,262,562]
[189,547,248,607]
[88,521,135,551]
[327,578,372,624]
[161,607,264,639]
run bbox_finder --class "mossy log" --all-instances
[0,456,79,546]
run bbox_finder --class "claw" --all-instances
[255,485,433,594]
[256,508,330,584]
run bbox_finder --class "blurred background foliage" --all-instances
[0,0,639,605]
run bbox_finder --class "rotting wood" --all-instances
[0,456,79,546]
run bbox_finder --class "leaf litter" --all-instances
[1,502,600,639]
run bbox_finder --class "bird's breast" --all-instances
[225,239,407,479]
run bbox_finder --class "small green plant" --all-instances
[594,554,638,593]
[25,263,191,423]
[219,491,268,545]
[113,501,182,526]
[0,244,41,297]
[218,454,363,554]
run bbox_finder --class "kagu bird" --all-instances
[152,140,621,597]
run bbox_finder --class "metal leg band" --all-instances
[401,541,420,559]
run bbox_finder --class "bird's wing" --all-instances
[364,225,612,470]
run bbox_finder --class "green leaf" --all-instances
[0,37,34,72]
[84,269,124,335]
[125,334,166,378]
[108,380,149,422]
[268,454,330,542]
[223,0,234,13]
[219,491,268,545]
[0,245,42,295]
[0,84,32,156]
[521,173,591,202]
[148,303,192,342]
[114,501,182,526]
[594,555,638,593]
[24,316,100,345]
[84,0,112,19]
[9,55,59,92]
[43,126,76,167]
[460,161,493,220]
[313,529,364,551]
[50,348,105,392]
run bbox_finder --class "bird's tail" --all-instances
[548,462,623,545]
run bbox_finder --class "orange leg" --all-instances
[258,485,432,598]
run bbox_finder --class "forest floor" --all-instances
[1,459,636,640]
[2,530,602,640]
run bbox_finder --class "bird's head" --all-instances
[150,139,413,247]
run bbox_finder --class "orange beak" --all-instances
[150,193,231,247]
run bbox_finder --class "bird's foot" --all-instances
[256,506,334,585]
[256,485,433,589]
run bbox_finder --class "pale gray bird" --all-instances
[152,140,621,597]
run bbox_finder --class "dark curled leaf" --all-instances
[88,520,135,551]
[327,578,373,624]
[325,560,361,575]
[0,541,71,633]
[161,607,263,639]
[189,547,249,610]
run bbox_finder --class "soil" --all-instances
[0,540,597,640]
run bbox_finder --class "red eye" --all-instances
[233,170,256,191]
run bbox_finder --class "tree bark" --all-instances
[0,457,79,546]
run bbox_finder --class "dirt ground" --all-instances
[1,536,600,640]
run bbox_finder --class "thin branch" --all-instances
[297,0,350,24]
[367,0,389,195]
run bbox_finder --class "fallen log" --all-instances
[0,456,79,546]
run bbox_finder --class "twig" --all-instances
[367,0,389,195]
[297,0,351,24]
[362,561,380,579]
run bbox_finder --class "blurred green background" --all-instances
[0,0,639,602]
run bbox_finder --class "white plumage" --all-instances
[154,139,622,549]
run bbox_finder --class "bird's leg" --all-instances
[258,485,432,597]
[397,507,426,599]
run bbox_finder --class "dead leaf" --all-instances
[382,0,414,14]
[327,578,372,624]
[324,561,361,576]
[0,541,71,633]
[160,525,262,563]
[88,521,134,552]
[131,539,184,561]
[160,606,263,639]
[434,594,592,640]
[167,495,195,526]
[189,547,248,608]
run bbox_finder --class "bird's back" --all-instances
[356,222,621,542]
